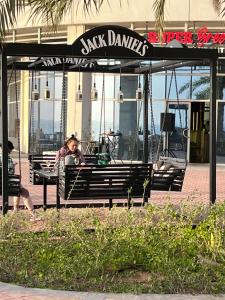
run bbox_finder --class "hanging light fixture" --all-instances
[91,73,98,101]
[116,67,124,103]
[136,75,143,101]
[76,70,83,102]
[76,84,83,102]
[31,71,39,100]
[44,71,51,100]
[117,87,124,103]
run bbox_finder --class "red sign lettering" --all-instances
[147,27,225,47]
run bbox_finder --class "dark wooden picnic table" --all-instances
[34,169,59,210]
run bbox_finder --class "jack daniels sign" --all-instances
[37,25,153,71]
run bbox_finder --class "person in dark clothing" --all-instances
[0,141,40,221]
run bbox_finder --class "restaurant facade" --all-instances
[5,0,225,163]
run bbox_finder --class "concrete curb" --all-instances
[0,282,225,300]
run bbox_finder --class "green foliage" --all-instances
[1,204,225,293]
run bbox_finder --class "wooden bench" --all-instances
[58,163,152,208]
[152,156,186,191]
[29,154,57,185]
[0,169,20,196]
[28,154,98,185]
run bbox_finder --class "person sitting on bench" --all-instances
[0,141,40,221]
[55,135,85,166]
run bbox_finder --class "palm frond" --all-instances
[192,77,210,91]
[153,0,166,40]
[179,76,211,99]
[213,0,221,12]
[0,0,26,40]
[28,0,72,33]
[220,0,225,16]
[180,77,210,93]
[179,82,190,95]
[195,87,210,100]
[28,0,106,34]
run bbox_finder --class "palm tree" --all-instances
[153,0,222,37]
[0,0,223,40]
[0,0,105,39]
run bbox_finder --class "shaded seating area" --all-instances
[0,24,218,214]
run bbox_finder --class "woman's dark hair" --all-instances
[64,134,79,147]
[0,141,14,150]
[8,141,14,151]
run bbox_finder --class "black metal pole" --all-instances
[143,72,149,163]
[210,59,217,205]
[1,50,9,214]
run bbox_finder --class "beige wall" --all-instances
[15,0,223,30]
[11,0,225,153]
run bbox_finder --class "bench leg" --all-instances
[56,179,60,210]
[109,198,112,210]
[128,196,131,209]
[43,177,47,211]
[142,195,148,206]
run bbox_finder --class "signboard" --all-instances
[72,25,153,58]
[147,27,225,47]
[35,25,154,70]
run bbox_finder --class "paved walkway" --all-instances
[7,161,225,207]
[1,161,225,299]
[0,282,225,300]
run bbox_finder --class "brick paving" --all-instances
[2,160,225,208]
[1,160,225,208]
[1,160,225,299]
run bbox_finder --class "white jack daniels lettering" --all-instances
[42,57,94,68]
[80,30,149,56]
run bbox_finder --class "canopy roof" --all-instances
[0,25,218,211]
[4,25,217,73]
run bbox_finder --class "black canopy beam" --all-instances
[109,59,141,70]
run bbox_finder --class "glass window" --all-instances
[8,103,20,138]
[166,74,191,100]
[217,102,225,163]
[190,75,210,100]
[95,74,115,99]
[29,72,67,153]
[152,74,165,99]
[8,70,21,147]
[217,75,225,100]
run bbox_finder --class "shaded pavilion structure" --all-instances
[0,25,218,213]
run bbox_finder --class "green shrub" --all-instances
[0,203,225,293]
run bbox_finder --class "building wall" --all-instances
[15,0,223,28]
[5,0,225,155]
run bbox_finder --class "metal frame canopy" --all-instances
[0,25,218,213]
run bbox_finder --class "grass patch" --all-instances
[1,202,225,293]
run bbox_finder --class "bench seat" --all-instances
[0,173,20,196]
[152,156,186,191]
[58,163,152,208]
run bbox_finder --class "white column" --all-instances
[20,70,30,153]
[67,25,92,141]
[81,73,92,141]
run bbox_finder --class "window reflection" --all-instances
[29,71,67,153]
[217,102,225,163]
[8,70,21,149]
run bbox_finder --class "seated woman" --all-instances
[0,141,40,221]
[55,135,85,166]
